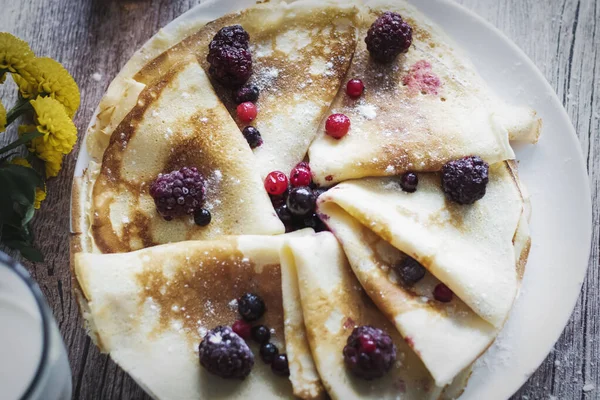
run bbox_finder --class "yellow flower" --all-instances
[10,157,47,209]
[40,150,63,178]
[14,57,80,117]
[0,100,5,132]
[29,96,77,155]
[0,32,36,83]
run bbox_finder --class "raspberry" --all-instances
[237,102,257,122]
[392,257,426,286]
[441,156,489,204]
[238,293,266,321]
[194,209,211,226]
[346,78,365,98]
[149,167,205,220]
[325,113,351,139]
[264,171,288,196]
[207,45,253,87]
[290,162,312,187]
[232,320,252,340]
[365,12,413,63]
[199,326,254,379]
[242,126,262,148]
[234,84,259,104]
[400,172,418,193]
[343,326,396,380]
[286,186,316,217]
[433,283,453,302]
[209,25,250,50]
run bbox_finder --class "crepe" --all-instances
[134,0,359,177]
[74,232,325,400]
[282,232,471,399]
[318,162,529,330]
[309,0,541,185]
[82,58,284,253]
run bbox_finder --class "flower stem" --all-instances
[6,97,33,126]
[0,131,42,155]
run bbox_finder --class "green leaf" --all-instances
[1,224,43,262]
[0,165,42,227]
[0,131,43,155]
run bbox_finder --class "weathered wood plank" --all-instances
[0,0,596,399]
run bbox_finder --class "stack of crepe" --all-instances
[71,0,540,399]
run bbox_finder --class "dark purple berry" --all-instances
[286,186,316,217]
[149,167,205,220]
[392,257,426,286]
[194,208,211,226]
[242,126,263,149]
[251,325,271,344]
[434,283,453,302]
[302,213,328,232]
[343,325,396,380]
[275,203,294,226]
[271,354,290,377]
[209,25,250,51]
[365,12,413,63]
[441,156,489,204]
[238,293,265,322]
[400,172,418,193]
[234,85,259,104]
[260,342,279,364]
[199,325,254,379]
[207,45,253,87]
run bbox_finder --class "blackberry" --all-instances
[400,172,418,193]
[392,257,426,286]
[286,186,316,217]
[149,167,205,220]
[242,126,263,149]
[271,354,290,377]
[365,12,413,63]
[238,293,265,321]
[234,84,260,104]
[199,326,254,379]
[441,156,489,204]
[251,325,271,344]
[343,325,396,380]
[260,342,279,364]
[207,45,253,87]
[209,25,250,51]
[194,209,211,226]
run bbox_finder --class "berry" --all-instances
[208,45,253,87]
[242,126,263,148]
[302,213,328,233]
[290,162,312,187]
[209,25,250,50]
[149,167,205,220]
[346,78,365,98]
[234,84,259,104]
[433,283,453,303]
[199,325,254,379]
[286,186,316,217]
[251,325,271,344]
[194,208,212,226]
[343,325,396,380]
[238,293,265,321]
[365,12,413,63]
[392,257,426,286]
[325,113,351,139]
[441,156,489,204]
[313,186,329,199]
[232,320,252,340]
[400,172,418,193]
[260,342,279,364]
[271,354,290,377]
[264,171,288,196]
[237,102,257,122]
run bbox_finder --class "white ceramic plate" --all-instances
[73,0,592,398]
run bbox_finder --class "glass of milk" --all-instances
[0,251,72,400]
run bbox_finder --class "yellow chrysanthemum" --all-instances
[10,157,47,209]
[29,96,77,156]
[0,33,36,82]
[40,150,63,178]
[14,57,80,117]
[0,100,6,132]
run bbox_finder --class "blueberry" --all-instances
[271,354,290,377]
[260,342,279,364]
[234,85,260,104]
[251,325,271,344]
[238,293,265,322]
[400,172,418,193]
[242,126,263,149]
[194,209,211,226]
[392,257,426,286]
[286,186,316,217]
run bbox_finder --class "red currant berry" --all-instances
[325,113,351,139]
[359,334,377,353]
[290,162,312,187]
[232,319,252,340]
[346,78,365,98]
[264,171,288,195]
[237,101,257,122]
[433,283,453,303]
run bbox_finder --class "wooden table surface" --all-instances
[0,0,597,399]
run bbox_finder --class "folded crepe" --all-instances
[317,162,530,384]
[135,0,359,177]
[74,232,325,400]
[76,57,284,254]
[282,232,471,399]
[309,0,541,185]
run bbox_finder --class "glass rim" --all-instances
[0,251,51,400]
